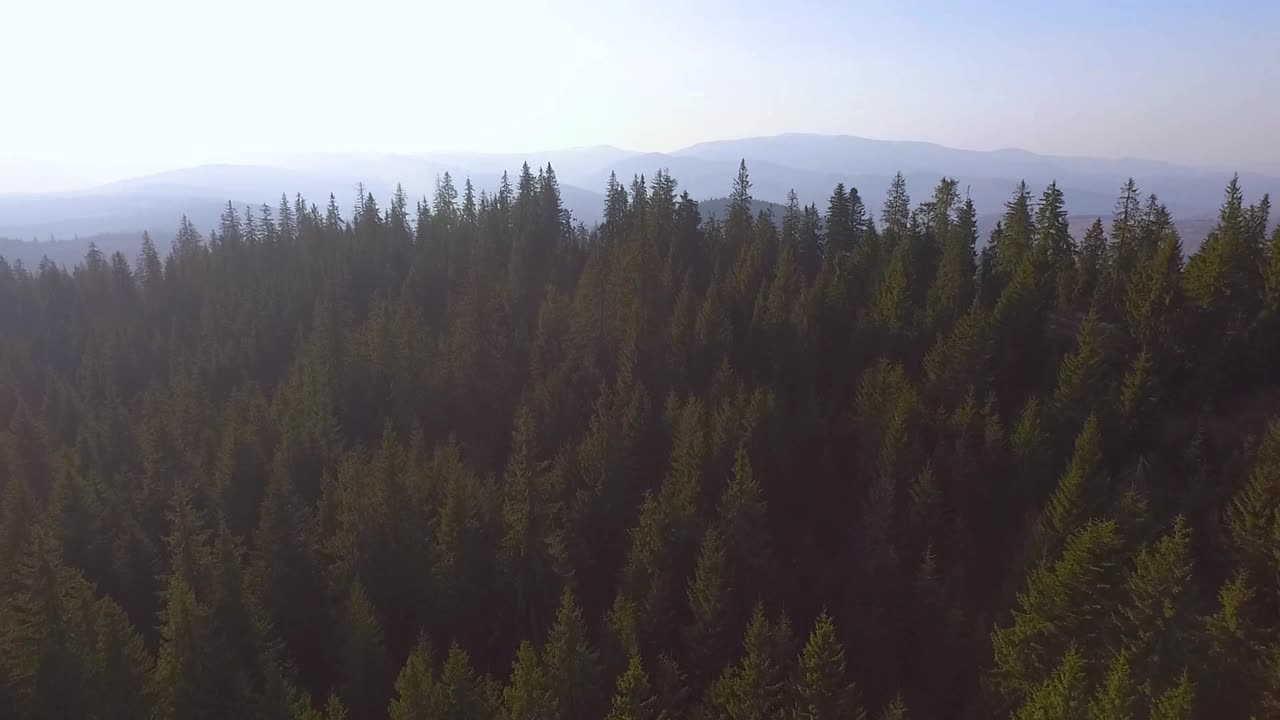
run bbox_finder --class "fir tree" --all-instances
[502,641,554,720]
[338,582,389,720]
[543,588,603,720]
[388,636,436,720]
[793,612,864,720]
[1013,647,1089,720]
[1087,653,1139,720]
[606,652,658,720]
[991,520,1126,704]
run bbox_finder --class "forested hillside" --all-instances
[1,161,1279,719]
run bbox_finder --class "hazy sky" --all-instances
[3,0,1277,189]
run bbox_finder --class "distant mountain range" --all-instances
[2,133,1276,268]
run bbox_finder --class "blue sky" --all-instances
[2,0,1277,189]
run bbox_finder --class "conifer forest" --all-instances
[5,162,1280,719]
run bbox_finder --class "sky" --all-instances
[2,0,1277,190]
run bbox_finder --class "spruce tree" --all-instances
[708,604,789,720]
[1116,517,1195,690]
[502,641,554,720]
[1148,672,1195,720]
[1225,420,1280,587]
[1087,653,1139,720]
[338,582,389,720]
[543,587,603,720]
[1052,310,1107,432]
[1074,219,1107,311]
[1035,415,1105,559]
[388,636,436,720]
[793,612,864,720]
[434,643,497,720]
[1013,647,1089,720]
[882,173,911,241]
[606,652,658,720]
[991,520,1126,704]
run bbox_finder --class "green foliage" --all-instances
[1116,517,1195,688]
[793,613,864,720]
[1074,219,1108,310]
[1087,653,1139,720]
[1013,647,1089,720]
[0,166,1271,720]
[1052,311,1107,430]
[434,643,498,720]
[501,641,554,720]
[877,695,909,720]
[992,520,1126,704]
[338,582,389,720]
[388,636,436,720]
[606,652,658,720]
[1225,421,1280,582]
[542,588,603,720]
[1035,416,1106,559]
[1203,571,1266,717]
[1148,672,1195,720]
[707,604,792,720]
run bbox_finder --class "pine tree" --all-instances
[1116,350,1155,442]
[995,182,1036,278]
[1202,571,1266,717]
[1087,653,1139,720]
[1035,415,1105,559]
[201,525,258,718]
[825,184,854,257]
[793,612,864,720]
[726,161,755,247]
[991,520,1126,704]
[1074,219,1107,311]
[322,693,350,720]
[388,636,436,720]
[870,245,912,335]
[1225,420,1280,587]
[90,596,153,720]
[716,444,772,604]
[1116,517,1194,689]
[1105,179,1143,304]
[1148,672,1195,720]
[137,231,165,300]
[502,641,554,720]
[1052,310,1107,431]
[499,403,556,640]
[708,604,789,720]
[877,695,909,720]
[1124,230,1183,351]
[249,460,329,694]
[1035,181,1076,307]
[543,587,603,720]
[606,652,658,720]
[151,491,214,720]
[338,582,389,720]
[151,553,207,720]
[0,534,90,720]
[683,527,730,684]
[654,654,690,720]
[882,172,911,241]
[1183,176,1262,392]
[1013,647,1089,720]
[925,195,978,330]
[434,643,497,720]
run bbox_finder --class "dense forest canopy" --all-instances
[1,160,1279,719]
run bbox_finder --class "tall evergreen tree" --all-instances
[793,612,864,720]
